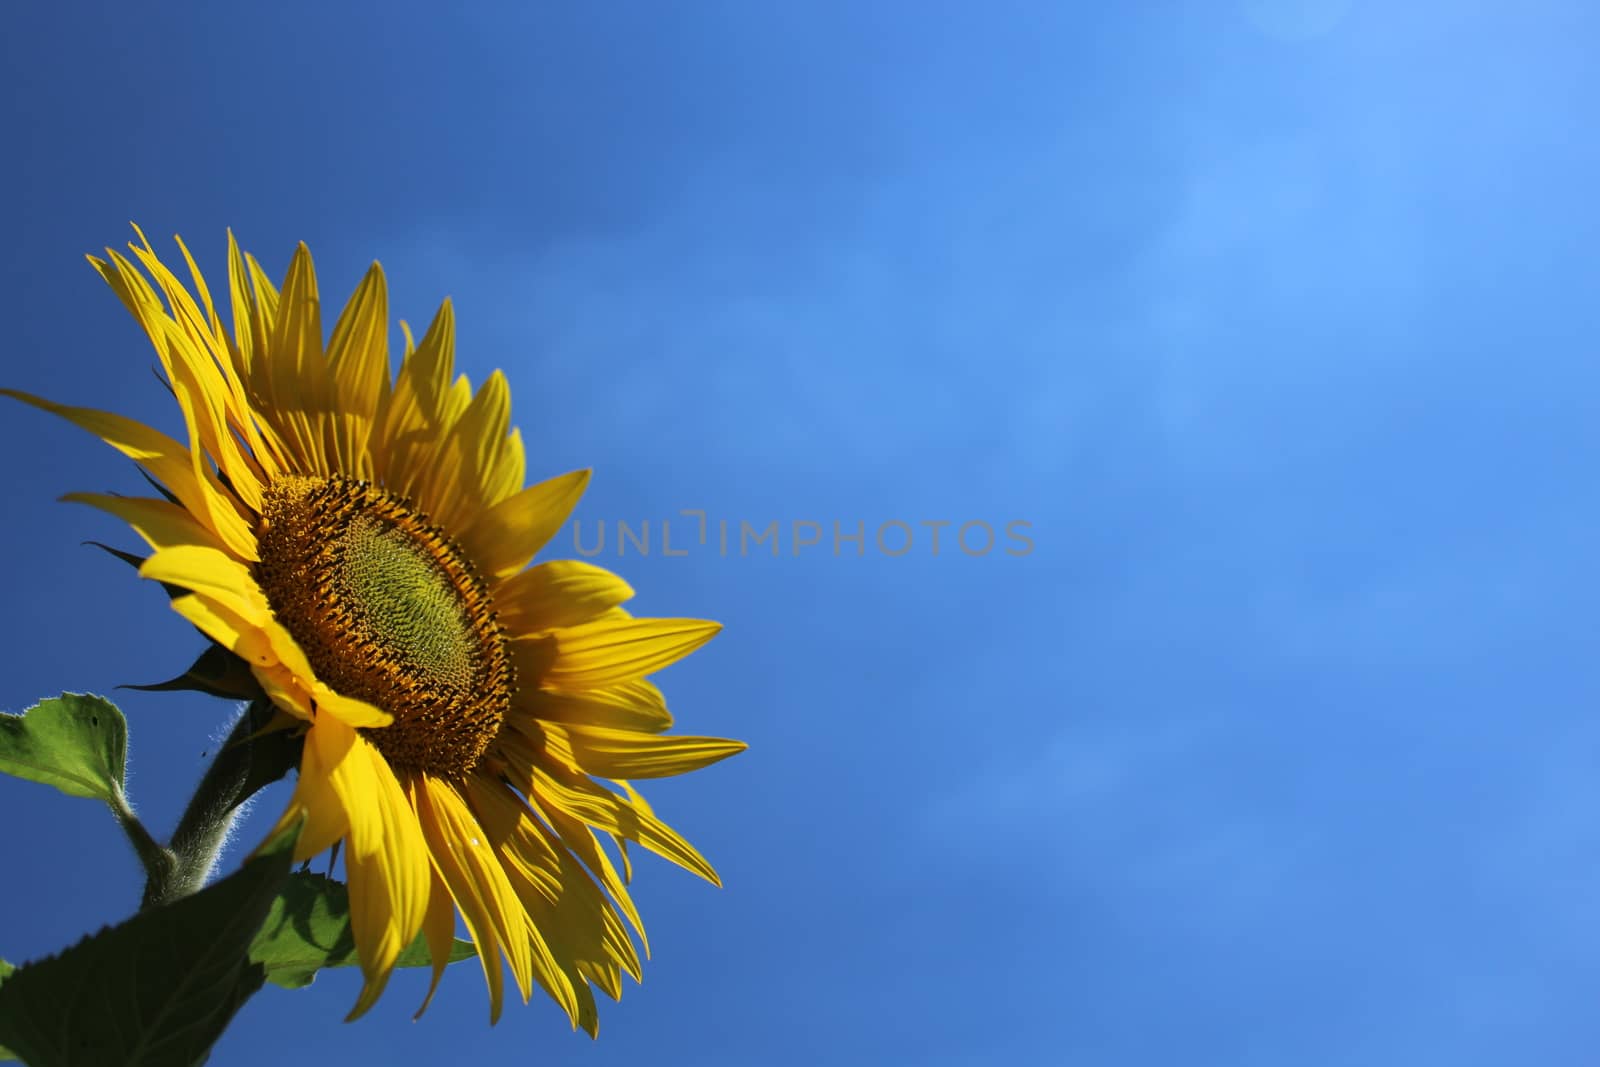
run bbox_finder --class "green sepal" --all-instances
[123,643,266,701]
[82,541,184,600]
[250,872,473,989]
[0,820,302,1067]
[136,467,182,506]
[0,693,126,802]
[230,716,302,818]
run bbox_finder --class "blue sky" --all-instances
[3,1,1599,1063]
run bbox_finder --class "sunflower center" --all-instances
[255,476,512,778]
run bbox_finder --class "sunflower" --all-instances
[4,228,744,1032]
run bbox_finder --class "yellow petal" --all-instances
[506,635,558,690]
[484,426,526,508]
[424,370,511,526]
[227,231,265,387]
[267,722,350,862]
[413,776,535,1023]
[150,552,394,728]
[310,684,394,729]
[579,958,623,1002]
[170,233,276,464]
[616,778,657,817]
[413,866,458,1020]
[171,376,262,559]
[139,545,268,623]
[463,776,584,1026]
[241,243,333,475]
[460,371,511,492]
[470,786,603,1034]
[613,830,633,885]
[269,244,330,418]
[494,560,634,633]
[534,797,650,957]
[528,765,721,886]
[398,300,458,429]
[517,680,673,734]
[555,723,746,780]
[110,241,271,511]
[520,813,639,1006]
[457,469,591,580]
[499,718,579,775]
[63,493,229,554]
[0,389,257,559]
[141,548,324,696]
[168,594,277,669]
[469,779,563,907]
[184,598,382,726]
[329,727,430,1021]
[326,261,390,422]
[168,231,222,334]
[542,617,721,689]
[375,300,457,486]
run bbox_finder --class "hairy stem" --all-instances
[108,786,177,894]
[141,699,299,909]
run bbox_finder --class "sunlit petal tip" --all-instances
[344,970,395,1023]
[495,559,637,632]
[544,616,722,688]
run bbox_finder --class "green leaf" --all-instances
[250,872,473,989]
[0,693,126,801]
[0,822,301,1067]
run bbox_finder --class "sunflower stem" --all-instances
[141,699,298,909]
[108,785,178,894]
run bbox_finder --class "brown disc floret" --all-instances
[255,476,513,777]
